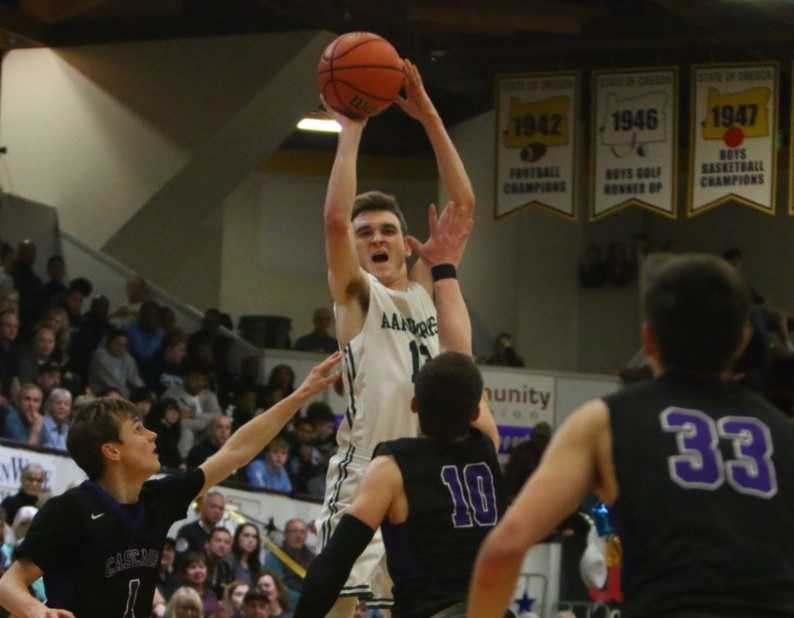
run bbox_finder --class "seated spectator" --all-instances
[40,255,66,309]
[225,523,262,586]
[188,309,235,404]
[41,306,71,365]
[223,581,249,618]
[0,243,14,294]
[293,307,338,354]
[187,415,232,469]
[41,387,72,452]
[127,300,165,368]
[254,570,292,618]
[176,490,226,557]
[69,295,111,380]
[160,305,177,334]
[229,387,260,433]
[157,537,180,602]
[485,332,525,367]
[146,397,184,470]
[164,364,222,458]
[264,518,315,598]
[11,240,42,336]
[61,280,88,333]
[34,362,62,401]
[1,463,46,525]
[2,384,52,447]
[178,551,223,616]
[503,422,552,503]
[240,590,270,618]
[305,401,337,466]
[0,309,20,407]
[246,437,292,493]
[266,365,295,399]
[16,325,58,383]
[205,526,234,599]
[109,276,149,327]
[286,418,324,498]
[165,586,204,618]
[129,386,155,419]
[149,329,188,394]
[87,328,144,398]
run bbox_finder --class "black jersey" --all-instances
[606,373,794,618]
[375,428,506,618]
[17,468,204,618]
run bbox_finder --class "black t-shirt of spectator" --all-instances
[16,469,204,618]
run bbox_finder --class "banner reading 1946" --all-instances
[495,72,578,219]
[689,63,778,216]
[591,67,678,219]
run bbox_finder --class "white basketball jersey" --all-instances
[336,273,440,459]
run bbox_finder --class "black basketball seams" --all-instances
[329,78,396,102]
[316,64,404,74]
[330,35,389,62]
[325,81,362,119]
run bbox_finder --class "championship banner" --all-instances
[495,72,579,219]
[689,63,778,216]
[591,67,678,219]
[479,367,555,460]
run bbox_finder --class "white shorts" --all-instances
[316,449,394,608]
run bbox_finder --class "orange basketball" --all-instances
[317,32,404,119]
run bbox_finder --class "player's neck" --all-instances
[379,272,410,291]
[97,469,146,504]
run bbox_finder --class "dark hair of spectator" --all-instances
[352,190,408,234]
[0,243,12,260]
[106,328,128,344]
[231,522,262,575]
[46,255,64,267]
[147,397,180,427]
[128,387,154,404]
[257,568,291,610]
[210,526,231,540]
[293,417,314,429]
[267,364,295,392]
[98,387,123,398]
[163,328,187,347]
[68,277,94,297]
[163,537,176,551]
[723,247,742,263]
[305,401,335,424]
[414,352,483,443]
[642,254,751,373]
[184,362,210,377]
[35,362,61,376]
[178,550,207,575]
[67,397,139,480]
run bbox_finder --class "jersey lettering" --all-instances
[440,463,499,528]
[660,407,778,498]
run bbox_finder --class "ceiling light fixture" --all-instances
[296,114,341,133]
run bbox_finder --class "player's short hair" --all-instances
[352,191,408,234]
[642,253,750,373]
[67,397,140,480]
[415,352,483,443]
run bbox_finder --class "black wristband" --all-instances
[431,263,457,282]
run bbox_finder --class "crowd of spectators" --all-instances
[0,237,341,503]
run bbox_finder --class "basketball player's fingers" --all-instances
[427,203,439,234]
[405,235,425,257]
[316,351,344,373]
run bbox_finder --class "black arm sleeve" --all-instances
[293,514,375,618]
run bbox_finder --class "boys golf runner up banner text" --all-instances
[689,63,778,216]
[495,72,579,219]
[591,67,678,219]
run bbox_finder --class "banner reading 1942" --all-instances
[689,63,778,216]
[495,72,578,219]
[591,67,678,219]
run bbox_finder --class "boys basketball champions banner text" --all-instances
[689,62,779,216]
[495,72,579,219]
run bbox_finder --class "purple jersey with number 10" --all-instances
[606,372,794,618]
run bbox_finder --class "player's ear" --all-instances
[410,397,417,414]
[100,442,121,463]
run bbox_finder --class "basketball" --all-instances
[316,32,404,119]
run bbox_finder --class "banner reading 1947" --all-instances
[591,67,678,219]
[495,72,578,219]
[689,63,778,216]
